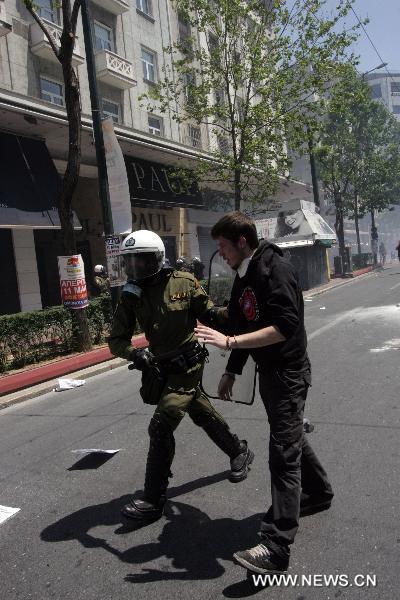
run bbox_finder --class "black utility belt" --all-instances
[155,342,209,374]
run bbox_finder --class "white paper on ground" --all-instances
[0,505,20,525]
[54,378,85,391]
[71,449,121,455]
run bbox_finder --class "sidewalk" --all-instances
[0,266,377,408]
[0,334,147,409]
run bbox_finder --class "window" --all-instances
[141,48,156,82]
[183,71,196,103]
[215,88,225,106]
[148,115,162,136]
[188,125,201,148]
[94,22,113,52]
[102,99,120,124]
[392,105,400,114]
[178,11,191,41]
[35,0,58,23]
[391,82,400,95]
[40,76,64,106]
[136,0,152,16]
[217,136,230,154]
[370,84,382,99]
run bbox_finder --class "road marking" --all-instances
[0,505,20,525]
[308,310,358,341]
[390,282,400,290]
[370,339,400,353]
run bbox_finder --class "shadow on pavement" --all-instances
[40,471,265,591]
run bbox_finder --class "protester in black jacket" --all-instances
[195,211,333,576]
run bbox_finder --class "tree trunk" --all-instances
[370,209,378,267]
[334,193,346,275]
[59,50,92,352]
[234,168,242,211]
[354,191,361,255]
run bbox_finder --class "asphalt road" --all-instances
[0,265,399,600]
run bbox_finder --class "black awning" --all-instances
[0,132,76,228]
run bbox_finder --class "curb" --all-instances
[0,358,127,410]
[304,268,376,299]
[0,334,147,399]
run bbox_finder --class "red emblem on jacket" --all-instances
[239,287,259,321]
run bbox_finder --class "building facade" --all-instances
[0,0,310,314]
[366,71,400,121]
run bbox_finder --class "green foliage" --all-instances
[316,65,400,256]
[352,252,373,269]
[142,0,361,209]
[0,296,116,373]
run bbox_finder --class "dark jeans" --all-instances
[258,362,333,564]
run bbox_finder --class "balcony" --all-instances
[30,19,84,67]
[0,1,12,36]
[95,50,137,90]
[90,0,130,15]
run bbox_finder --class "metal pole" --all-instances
[80,0,119,310]
[80,0,113,236]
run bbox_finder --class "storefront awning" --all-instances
[0,132,80,229]
[254,199,337,248]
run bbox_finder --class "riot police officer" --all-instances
[91,264,110,297]
[191,256,205,280]
[108,230,254,522]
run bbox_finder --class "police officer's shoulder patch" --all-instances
[173,270,196,282]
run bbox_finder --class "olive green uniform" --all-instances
[108,268,246,506]
[108,268,226,429]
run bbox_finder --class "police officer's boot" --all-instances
[122,416,175,522]
[199,414,254,482]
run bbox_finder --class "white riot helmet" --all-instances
[119,230,165,281]
[94,264,106,274]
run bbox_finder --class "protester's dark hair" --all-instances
[211,211,259,250]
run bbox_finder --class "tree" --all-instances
[24,1,91,350]
[142,0,361,210]
[316,66,400,266]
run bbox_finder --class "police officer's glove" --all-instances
[128,348,154,372]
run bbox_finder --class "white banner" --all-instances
[105,235,127,287]
[102,118,132,235]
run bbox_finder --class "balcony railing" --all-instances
[30,19,84,67]
[0,1,12,36]
[95,50,137,90]
[90,0,130,15]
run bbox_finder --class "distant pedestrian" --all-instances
[379,242,386,266]
[396,241,400,263]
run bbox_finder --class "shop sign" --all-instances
[125,156,203,207]
[58,255,89,309]
[105,235,127,288]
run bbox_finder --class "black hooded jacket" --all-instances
[226,240,308,373]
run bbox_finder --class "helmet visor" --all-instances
[119,251,164,280]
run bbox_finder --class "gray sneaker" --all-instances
[233,543,288,574]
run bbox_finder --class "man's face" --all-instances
[216,236,247,270]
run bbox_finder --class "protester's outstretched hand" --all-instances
[194,324,226,349]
